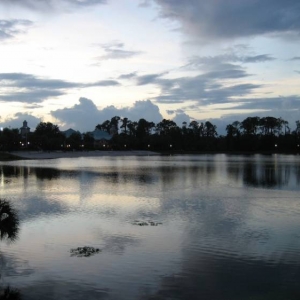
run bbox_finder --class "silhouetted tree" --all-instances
[120,117,129,135]
[127,121,138,136]
[0,128,20,151]
[66,132,82,150]
[204,121,217,138]
[32,122,64,150]
[96,120,110,133]
[156,119,177,135]
[110,116,120,134]
[240,117,260,135]
[260,117,281,136]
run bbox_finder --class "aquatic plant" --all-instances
[0,199,19,242]
[131,220,162,226]
[70,246,101,257]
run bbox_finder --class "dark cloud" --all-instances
[152,0,300,40]
[0,73,119,103]
[0,19,33,40]
[51,97,163,131]
[0,90,64,103]
[290,57,300,60]
[97,41,142,60]
[136,73,166,85]
[185,53,275,70]
[25,104,44,109]
[151,73,258,104]
[118,72,137,80]
[86,80,120,87]
[204,69,249,80]
[220,96,300,111]
[243,54,275,63]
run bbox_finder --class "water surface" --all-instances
[1,154,300,299]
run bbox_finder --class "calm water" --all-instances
[1,154,300,300]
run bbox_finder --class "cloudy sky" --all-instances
[0,0,300,134]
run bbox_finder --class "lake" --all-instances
[0,154,300,300]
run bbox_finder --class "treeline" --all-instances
[1,116,300,153]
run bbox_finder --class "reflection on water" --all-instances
[0,154,300,299]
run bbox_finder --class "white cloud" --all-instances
[51,97,163,132]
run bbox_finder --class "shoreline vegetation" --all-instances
[1,149,299,161]
[1,150,158,160]
[1,117,300,156]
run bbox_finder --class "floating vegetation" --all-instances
[70,246,101,257]
[132,220,162,226]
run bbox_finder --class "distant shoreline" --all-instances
[6,150,159,160]
[1,150,299,161]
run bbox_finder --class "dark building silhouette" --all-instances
[20,120,30,138]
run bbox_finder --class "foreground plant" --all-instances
[0,199,19,242]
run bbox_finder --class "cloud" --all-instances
[118,72,137,80]
[86,80,120,87]
[220,96,300,111]
[184,53,275,70]
[173,111,191,126]
[0,112,40,130]
[96,41,142,60]
[0,19,33,40]
[243,54,275,63]
[138,0,152,7]
[0,90,65,103]
[51,97,163,131]
[290,57,300,61]
[151,72,259,104]
[136,73,166,85]
[166,109,191,125]
[0,73,120,103]
[152,0,300,41]
[0,0,107,11]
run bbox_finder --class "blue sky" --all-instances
[0,0,299,134]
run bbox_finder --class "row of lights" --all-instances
[61,144,85,148]
[122,145,173,148]
[275,144,300,147]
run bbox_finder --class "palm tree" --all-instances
[120,117,129,135]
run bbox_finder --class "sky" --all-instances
[0,0,300,134]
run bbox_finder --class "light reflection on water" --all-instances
[0,154,300,299]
